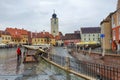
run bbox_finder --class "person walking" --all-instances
[16,47,21,61]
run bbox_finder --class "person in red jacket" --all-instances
[16,47,21,61]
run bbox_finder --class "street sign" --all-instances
[100,34,105,38]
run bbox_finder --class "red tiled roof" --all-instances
[0,30,10,35]
[5,28,28,39]
[62,33,81,40]
[31,31,54,39]
[0,30,10,37]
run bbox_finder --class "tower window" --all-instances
[53,30,55,33]
[54,21,56,24]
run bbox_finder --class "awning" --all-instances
[76,41,99,45]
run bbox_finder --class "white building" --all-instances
[80,27,101,44]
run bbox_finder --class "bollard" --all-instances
[48,52,50,60]
[89,47,91,55]
[65,56,71,80]
[65,57,70,70]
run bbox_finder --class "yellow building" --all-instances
[50,38,56,46]
[0,31,11,44]
[20,34,28,44]
[6,28,28,45]
[31,32,55,45]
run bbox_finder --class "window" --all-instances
[2,37,3,40]
[45,39,46,42]
[84,38,86,41]
[84,34,86,37]
[118,14,120,25]
[53,30,55,33]
[8,37,10,40]
[98,34,99,37]
[113,30,115,40]
[112,16,115,28]
[54,21,56,24]
[98,38,100,41]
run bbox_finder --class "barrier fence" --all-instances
[47,54,120,80]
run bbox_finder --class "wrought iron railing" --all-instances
[45,54,120,80]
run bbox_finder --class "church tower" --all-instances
[51,11,59,37]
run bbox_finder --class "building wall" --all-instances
[20,34,28,44]
[64,39,80,45]
[81,33,100,43]
[111,12,117,28]
[32,38,47,45]
[1,35,11,44]
[111,9,120,51]
[0,38,2,43]
[12,38,20,44]
[101,21,112,51]
[50,39,56,45]
[32,38,55,45]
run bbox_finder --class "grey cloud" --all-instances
[0,0,118,34]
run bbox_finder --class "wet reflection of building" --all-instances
[23,63,37,79]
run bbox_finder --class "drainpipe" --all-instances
[117,42,120,53]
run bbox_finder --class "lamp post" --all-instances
[100,34,105,56]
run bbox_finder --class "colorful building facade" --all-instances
[0,30,11,44]
[6,28,28,45]
[100,13,112,51]
[31,31,55,45]
[62,31,81,46]
[80,27,101,44]
[111,0,120,51]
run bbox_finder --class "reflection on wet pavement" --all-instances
[0,48,84,80]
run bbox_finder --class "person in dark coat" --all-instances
[16,47,21,61]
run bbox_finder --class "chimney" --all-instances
[117,0,120,10]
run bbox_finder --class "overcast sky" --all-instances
[0,0,117,34]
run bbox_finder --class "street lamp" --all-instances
[100,34,105,56]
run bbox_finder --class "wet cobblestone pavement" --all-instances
[0,47,84,80]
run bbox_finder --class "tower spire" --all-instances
[53,9,55,13]
[52,9,57,18]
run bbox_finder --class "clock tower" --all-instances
[51,11,59,37]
